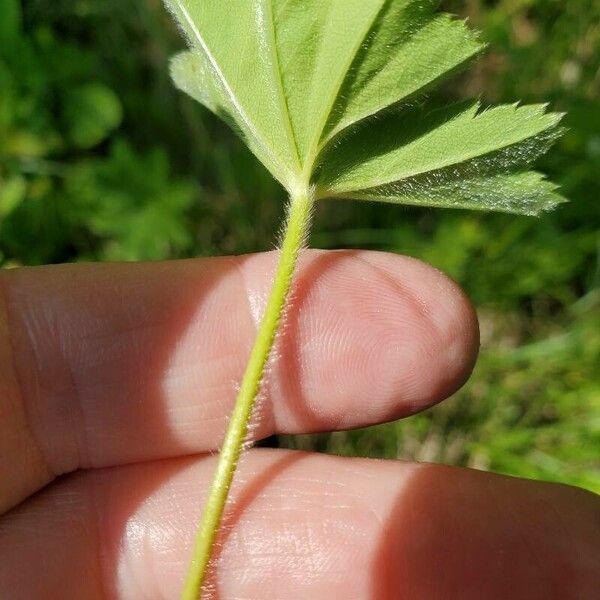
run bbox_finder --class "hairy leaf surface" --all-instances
[167,0,564,214]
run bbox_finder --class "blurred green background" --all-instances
[1,0,598,491]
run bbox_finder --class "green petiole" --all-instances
[181,188,314,600]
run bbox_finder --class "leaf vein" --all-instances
[304,0,387,175]
[172,0,292,186]
[263,0,302,171]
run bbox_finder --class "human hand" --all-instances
[0,251,598,598]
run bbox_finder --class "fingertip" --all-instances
[355,252,479,418]
[255,250,480,431]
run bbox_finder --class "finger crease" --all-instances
[0,273,55,491]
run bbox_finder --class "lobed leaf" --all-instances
[167,0,565,214]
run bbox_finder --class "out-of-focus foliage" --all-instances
[0,0,280,264]
[0,0,598,490]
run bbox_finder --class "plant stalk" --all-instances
[181,188,314,600]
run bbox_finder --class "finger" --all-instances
[1,450,597,599]
[1,250,478,510]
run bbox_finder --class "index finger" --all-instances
[0,250,478,512]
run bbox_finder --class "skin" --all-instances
[0,249,598,599]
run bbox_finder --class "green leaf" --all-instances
[63,83,123,149]
[67,141,195,261]
[166,0,564,214]
[170,50,228,118]
[321,2,483,145]
[0,175,26,218]
[340,172,565,216]
[316,102,565,213]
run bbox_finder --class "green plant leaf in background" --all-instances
[63,83,123,149]
[166,0,563,214]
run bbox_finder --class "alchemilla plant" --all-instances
[164,1,564,597]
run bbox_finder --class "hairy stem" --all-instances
[181,188,314,600]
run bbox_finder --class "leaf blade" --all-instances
[322,2,484,145]
[317,102,564,193]
[271,0,387,167]
[165,0,299,186]
[170,50,228,117]
[331,171,566,216]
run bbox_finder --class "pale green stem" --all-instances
[181,188,314,600]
